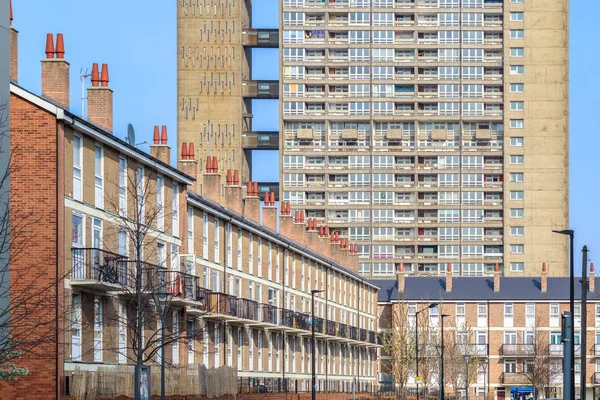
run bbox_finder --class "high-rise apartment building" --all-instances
[177,0,279,191]
[279,0,569,278]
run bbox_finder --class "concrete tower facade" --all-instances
[279,0,569,278]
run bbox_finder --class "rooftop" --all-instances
[372,276,600,303]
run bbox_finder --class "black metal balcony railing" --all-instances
[313,316,324,334]
[71,248,379,345]
[349,326,359,341]
[71,248,128,284]
[338,323,348,338]
[463,344,489,356]
[326,320,337,336]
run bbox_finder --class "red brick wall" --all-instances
[3,93,62,399]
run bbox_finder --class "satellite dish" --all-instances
[126,123,136,145]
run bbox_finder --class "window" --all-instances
[136,167,145,221]
[118,302,127,363]
[477,303,487,327]
[510,119,524,129]
[214,218,220,263]
[504,303,514,327]
[510,190,524,200]
[526,303,536,327]
[510,208,524,218]
[550,303,560,327]
[510,155,524,165]
[72,294,82,361]
[510,101,524,111]
[249,233,254,274]
[257,237,263,277]
[156,175,164,231]
[94,145,104,208]
[510,12,524,21]
[73,135,83,201]
[118,156,127,216]
[510,244,524,254]
[510,48,524,57]
[510,0,523,2]
[172,183,179,236]
[227,224,233,268]
[510,29,524,39]
[505,360,517,374]
[510,226,524,236]
[93,297,103,361]
[510,83,524,93]
[212,323,219,367]
[510,137,524,146]
[510,173,524,183]
[202,213,209,258]
[510,65,524,75]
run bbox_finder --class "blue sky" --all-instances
[14,0,599,273]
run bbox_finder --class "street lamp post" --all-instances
[439,314,449,400]
[311,290,324,400]
[553,229,575,400]
[479,361,488,400]
[416,302,438,400]
[153,292,173,400]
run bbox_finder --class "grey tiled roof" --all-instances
[372,276,600,303]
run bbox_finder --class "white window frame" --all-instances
[172,182,179,236]
[157,175,164,231]
[118,156,127,216]
[94,144,104,208]
[73,134,83,201]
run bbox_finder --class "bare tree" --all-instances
[520,317,561,399]
[442,323,482,397]
[0,102,71,381]
[380,302,415,396]
[74,162,206,392]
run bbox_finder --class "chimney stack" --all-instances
[292,210,307,246]
[317,225,332,260]
[446,263,453,292]
[541,263,548,293]
[41,33,70,108]
[243,181,261,224]
[177,142,198,191]
[397,263,405,293]
[223,170,243,215]
[203,156,222,203]
[9,0,18,82]
[149,125,171,165]
[493,263,501,292]
[329,231,341,264]
[263,192,277,232]
[590,263,595,293]
[306,218,320,254]
[279,202,293,239]
[87,63,114,131]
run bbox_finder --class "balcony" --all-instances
[242,131,279,150]
[502,373,530,385]
[463,344,488,356]
[242,29,278,48]
[242,80,279,99]
[71,248,129,291]
[501,344,534,357]
[593,373,600,385]
[549,344,563,356]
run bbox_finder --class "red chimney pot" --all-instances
[100,63,109,86]
[187,143,195,160]
[55,33,65,58]
[233,170,240,185]
[211,156,218,173]
[226,170,233,185]
[152,126,160,145]
[181,142,188,160]
[91,63,99,87]
[160,126,168,145]
[206,156,212,172]
[45,33,55,59]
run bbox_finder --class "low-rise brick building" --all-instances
[376,264,598,400]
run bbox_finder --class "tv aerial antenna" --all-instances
[126,123,147,147]
[79,68,91,118]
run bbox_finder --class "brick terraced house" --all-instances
[3,9,379,399]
